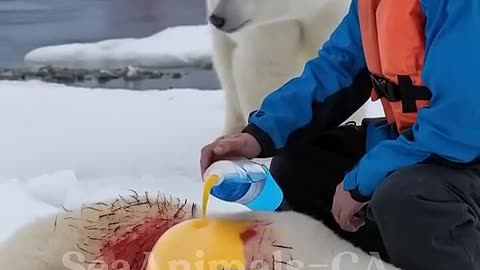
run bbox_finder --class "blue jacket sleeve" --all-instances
[242,0,371,157]
[343,0,480,201]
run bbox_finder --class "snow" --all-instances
[0,80,226,181]
[0,178,59,242]
[22,170,78,208]
[0,79,384,242]
[0,80,242,241]
[24,25,212,69]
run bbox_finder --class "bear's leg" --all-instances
[232,19,304,122]
[209,26,245,135]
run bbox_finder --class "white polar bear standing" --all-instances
[206,0,370,135]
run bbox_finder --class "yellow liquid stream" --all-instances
[202,174,220,217]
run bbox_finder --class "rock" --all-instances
[170,73,182,79]
[36,66,55,77]
[96,69,119,83]
[200,62,213,70]
[52,69,77,83]
[0,65,210,90]
[0,70,14,78]
[0,69,25,80]
[124,66,142,81]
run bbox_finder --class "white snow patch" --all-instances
[367,99,384,116]
[24,25,212,69]
[0,80,242,241]
[59,174,248,214]
[22,170,79,208]
[0,80,384,242]
[0,178,59,242]
[0,80,223,181]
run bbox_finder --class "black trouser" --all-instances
[270,121,480,270]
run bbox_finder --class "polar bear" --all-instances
[0,191,400,270]
[206,0,369,135]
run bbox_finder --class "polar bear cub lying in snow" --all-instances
[0,192,399,270]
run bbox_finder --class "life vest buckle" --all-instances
[369,73,433,114]
[369,74,399,101]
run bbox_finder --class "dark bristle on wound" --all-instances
[63,192,198,270]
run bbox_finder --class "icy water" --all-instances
[0,0,220,90]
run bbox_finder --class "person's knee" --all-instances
[368,165,429,220]
[269,151,295,188]
[269,146,320,189]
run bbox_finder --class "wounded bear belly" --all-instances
[62,193,288,270]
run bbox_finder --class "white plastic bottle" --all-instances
[203,158,284,211]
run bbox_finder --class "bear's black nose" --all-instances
[209,14,225,28]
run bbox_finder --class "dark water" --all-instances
[0,0,220,89]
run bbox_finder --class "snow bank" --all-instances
[24,25,212,69]
[0,80,222,181]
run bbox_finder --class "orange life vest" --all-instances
[358,0,432,133]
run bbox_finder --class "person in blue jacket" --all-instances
[200,1,480,269]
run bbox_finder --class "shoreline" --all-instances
[0,65,220,90]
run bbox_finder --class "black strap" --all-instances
[370,73,432,113]
[397,75,418,113]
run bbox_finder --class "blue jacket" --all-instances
[242,0,480,201]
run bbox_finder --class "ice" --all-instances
[24,25,212,69]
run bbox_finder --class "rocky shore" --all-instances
[0,65,187,84]
[0,65,221,90]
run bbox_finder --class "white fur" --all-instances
[206,0,368,134]
[0,193,400,270]
[236,211,400,270]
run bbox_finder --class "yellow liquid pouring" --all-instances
[202,174,220,217]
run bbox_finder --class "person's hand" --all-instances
[200,133,262,175]
[331,181,368,232]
